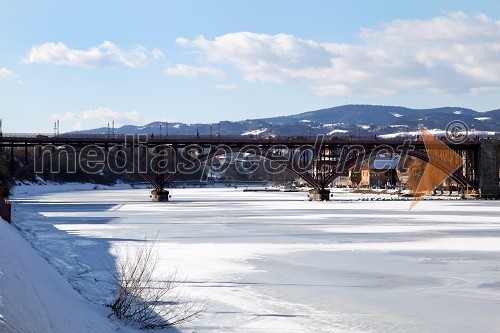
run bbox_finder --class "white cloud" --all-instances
[176,32,332,84]
[164,64,225,78]
[176,12,500,97]
[24,41,164,68]
[51,108,145,131]
[0,68,23,83]
[214,84,237,90]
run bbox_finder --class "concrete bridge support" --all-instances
[0,187,11,223]
[479,139,500,198]
[150,189,170,202]
[308,188,331,201]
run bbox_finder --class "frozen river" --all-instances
[11,187,500,332]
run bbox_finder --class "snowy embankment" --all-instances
[0,221,118,333]
[0,183,146,333]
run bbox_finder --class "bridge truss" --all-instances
[0,133,484,200]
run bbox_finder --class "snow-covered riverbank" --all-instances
[2,186,500,332]
[0,218,122,333]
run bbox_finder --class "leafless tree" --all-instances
[109,239,208,329]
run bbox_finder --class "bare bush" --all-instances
[109,240,208,329]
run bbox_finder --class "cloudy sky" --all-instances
[1,0,499,132]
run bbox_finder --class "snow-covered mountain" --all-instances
[72,105,500,138]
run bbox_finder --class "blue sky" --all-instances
[1,0,499,132]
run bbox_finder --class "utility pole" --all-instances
[159,123,162,139]
[112,120,115,138]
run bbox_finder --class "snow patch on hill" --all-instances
[241,128,267,136]
[328,129,348,134]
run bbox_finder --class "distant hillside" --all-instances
[71,105,500,138]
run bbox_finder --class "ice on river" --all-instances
[8,187,500,332]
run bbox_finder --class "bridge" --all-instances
[0,133,498,201]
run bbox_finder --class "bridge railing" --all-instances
[0,132,419,140]
[0,132,484,146]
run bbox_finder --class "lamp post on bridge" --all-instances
[53,120,60,137]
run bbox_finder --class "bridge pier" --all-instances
[150,189,170,202]
[308,188,330,201]
[479,139,500,198]
[0,187,11,223]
